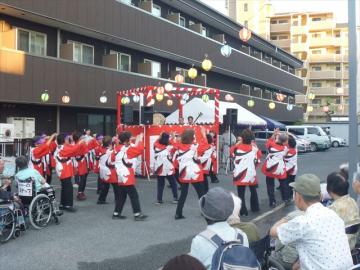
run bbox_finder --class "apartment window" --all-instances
[176,67,187,77]
[312,33,320,38]
[335,82,341,87]
[312,17,322,21]
[312,49,321,54]
[292,20,298,26]
[110,50,131,72]
[17,29,46,56]
[335,32,341,37]
[312,99,321,105]
[152,4,161,17]
[270,36,277,40]
[279,19,288,24]
[335,65,341,71]
[69,41,94,64]
[334,98,341,104]
[272,59,280,67]
[312,82,322,87]
[244,3,248,12]
[279,35,288,40]
[179,16,186,27]
[335,49,341,54]
[312,66,321,71]
[201,26,207,37]
[144,59,161,78]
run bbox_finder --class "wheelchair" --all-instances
[0,200,26,243]
[17,178,61,230]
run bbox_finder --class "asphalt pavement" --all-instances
[0,147,354,270]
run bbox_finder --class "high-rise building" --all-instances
[227,0,273,39]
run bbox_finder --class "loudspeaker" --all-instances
[141,106,153,125]
[226,108,238,126]
[121,105,133,124]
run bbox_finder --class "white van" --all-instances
[286,125,331,152]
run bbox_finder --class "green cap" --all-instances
[289,174,321,197]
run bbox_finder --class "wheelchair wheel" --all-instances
[29,194,52,230]
[267,256,286,270]
[0,209,15,243]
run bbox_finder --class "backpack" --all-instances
[199,229,261,270]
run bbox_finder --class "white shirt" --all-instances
[190,221,249,270]
[277,202,353,270]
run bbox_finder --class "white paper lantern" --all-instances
[133,95,140,103]
[182,93,189,101]
[287,104,294,111]
[221,44,232,57]
[164,83,173,92]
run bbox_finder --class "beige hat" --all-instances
[289,174,321,197]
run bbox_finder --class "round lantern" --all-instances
[269,102,276,110]
[125,97,130,104]
[202,94,209,103]
[276,93,285,102]
[157,86,165,95]
[307,92,316,100]
[182,93,189,101]
[247,99,255,108]
[175,74,185,84]
[239,27,252,42]
[62,92,70,104]
[167,99,173,106]
[307,105,314,112]
[99,94,107,104]
[121,97,126,105]
[287,103,294,111]
[225,94,234,102]
[322,105,329,113]
[156,93,164,102]
[221,44,232,58]
[202,57,213,72]
[41,90,49,102]
[133,95,140,103]
[188,67,198,79]
[164,82,173,92]
[180,99,186,105]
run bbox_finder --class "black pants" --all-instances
[97,176,101,193]
[237,185,259,213]
[46,168,52,184]
[209,164,219,183]
[78,174,88,193]
[203,175,209,194]
[176,182,205,217]
[287,175,296,197]
[266,177,290,205]
[115,185,141,215]
[157,175,178,202]
[74,174,80,185]
[60,177,73,207]
[98,181,110,202]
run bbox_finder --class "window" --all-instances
[312,66,321,71]
[255,132,267,139]
[308,127,321,135]
[279,19,288,24]
[312,49,321,54]
[312,17,322,21]
[244,20,248,27]
[69,41,94,64]
[179,16,186,27]
[110,50,131,72]
[335,65,341,71]
[335,49,341,54]
[17,29,46,56]
[335,82,341,87]
[176,67,187,77]
[312,82,322,87]
[152,4,161,17]
[279,35,288,40]
[244,3,248,12]
[201,26,207,37]
[292,20,298,26]
[334,98,341,104]
[335,32,341,37]
[312,99,321,104]
[270,36,277,40]
[288,128,304,136]
[144,59,161,78]
[312,33,320,38]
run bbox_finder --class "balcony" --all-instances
[270,23,291,33]
[309,87,349,96]
[272,39,291,48]
[309,70,342,79]
[308,37,336,47]
[291,43,307,52]
[291,25,307,35]
[308,54,341,63]
[308,20,335,30]
[295,95,307,104]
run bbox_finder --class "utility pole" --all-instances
[348,0,358,198]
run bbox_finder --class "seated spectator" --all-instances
[270,174,353,270]
[190,187,249,270]
[327,172,360,249]
[162,255,206,270]
[227,193,260,243]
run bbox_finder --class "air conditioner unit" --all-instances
[0,123,15,142]
[6,117,24,138]
[24,118,35,138]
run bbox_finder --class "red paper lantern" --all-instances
[225,94,234,102]
[322,106,329,113]
[239,28,252,42]
[276,94,285,102]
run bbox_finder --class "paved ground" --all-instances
[1,147,353,270]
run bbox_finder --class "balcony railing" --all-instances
[309,70,342,79]
[272,39,291,48]
[308,104,349,116]
[270,23,291,32]
[291,43,307,52]
[309,87,349,96]
[308,54,341,63]
[308,37,337,47]
[308,20,336,30]
[291,25,307,35]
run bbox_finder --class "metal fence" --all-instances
[0,139,31,157]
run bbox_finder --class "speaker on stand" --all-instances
[141,106,154,125]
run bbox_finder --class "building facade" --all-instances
[0,0,303,136]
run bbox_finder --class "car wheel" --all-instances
[310,143,317,152]
[332,141,340,148]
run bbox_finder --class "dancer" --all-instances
[284,134,298,198]
[174,127,207,220]
[231,129,262,216]
[153,132,178,204]
[198,133,216,193]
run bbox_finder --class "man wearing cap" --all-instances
[190,187,249,269]
[270,174,353,270]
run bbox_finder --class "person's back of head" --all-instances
[163,255,206,270]
[241,129,254,145]
[326,172,349,197]
[288,135,297,148]
[118,131,132,145]
[56,133,66,145]
[72,131,81,143]
[181,129,195,145]
[159,132,170,146]
[15,156,28,171]
[277,132,288,145]
[102,136,112,148]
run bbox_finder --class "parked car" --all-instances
[253,131,311,153]
[330,136,347,147]
[286,125,331,152]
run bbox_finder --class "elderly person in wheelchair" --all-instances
[14,156,62,229]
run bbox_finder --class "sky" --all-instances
[201,0,359,24]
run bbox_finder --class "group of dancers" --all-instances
[27,125,297,221]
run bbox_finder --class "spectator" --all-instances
[270,174,353,270]
[327,172,360,249]
[162,255,206,270]
[227,193,260,243]
[187,116,194,125]
[190,187,249,269]
[178,117,185,125]
[220,129,236,165]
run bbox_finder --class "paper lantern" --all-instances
[41,90,49,102]
[202,94,209,103]
[99,95,107,104]
[62,92,70,104]
[167,99,173,106]
[180,99,186,105]
[164,83,173,92]
[276,93,285,102]
[125,97,130,104]
[225,94,234,102]
[182,93,189,101]
[221,44,232,57]
[188,67,198,79]
[157,86,165,95]
[307,92,316,100]
[307,105,314,112]
[175,74,184,84]
[322,105,329,113]
[156,93,164,102]
[148,98,155,106]
[287,104,294,111]
[269,102,276,110]
[121,97,126,104]
[247,99,255,108]
[239,28,252,42]
[133,95,140,103]
[202,58,213,72]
